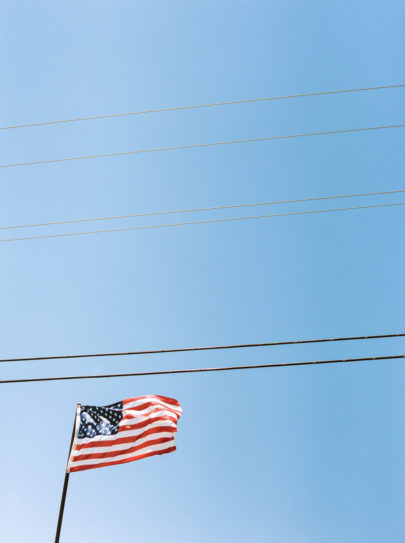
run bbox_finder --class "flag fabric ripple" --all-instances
[67,395,182,472]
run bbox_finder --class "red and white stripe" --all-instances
[68,395,182,473]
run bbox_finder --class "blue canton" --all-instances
[78,401,123,439]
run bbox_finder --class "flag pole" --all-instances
[54,404,80,543]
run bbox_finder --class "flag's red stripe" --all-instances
[74,425,177,451]
[121,414,179,426]
[119,413,177,433]
[123,404,181,419]
[121,411,176,424]
[69,446,176,473]
[124,406,181,420]
[123,395,181,408]
[124,400,181,414]
[71,436,174,463]
[122,411,178,423]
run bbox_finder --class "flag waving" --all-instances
[67,395,182,472]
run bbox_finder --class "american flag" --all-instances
[67,395,182,472]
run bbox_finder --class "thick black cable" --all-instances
[1,124,404,168]
[1,333,403,364]
[1,355,404,384]
[1,83,404,131]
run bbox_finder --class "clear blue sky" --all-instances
[1,1,405,542]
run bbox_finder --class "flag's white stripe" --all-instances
[124,397,182,413]
[123,396,168,409]
[70,439,175,468]
[122,402,182,418]
[75,419,176,445]
[71,431,175,457]
[121,412,177,427]
[119,419,177,433]
[125,406,182,419]
[122,404,180,419]
[122,398,180,409]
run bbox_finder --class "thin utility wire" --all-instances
[1,124,404,168]
[1,201,404,243]
[1,355,404,384]
[1,189,404,231]
[1,333,403,364]
[1,83,404,131]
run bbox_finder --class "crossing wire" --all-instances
[1,332,403,363]
[0,201,404,243]
[1,83,404,131]
[1,189,404,231]
[1,355,404,384]
[1,124,405,168]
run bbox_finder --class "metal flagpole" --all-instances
[54,404,80,543]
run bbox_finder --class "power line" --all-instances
[1,355,404,384]
[1,189,403,232]
[1,124,404,169]
[1,202,404,243]
[1,83,404,131]
[1,332,403,364]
